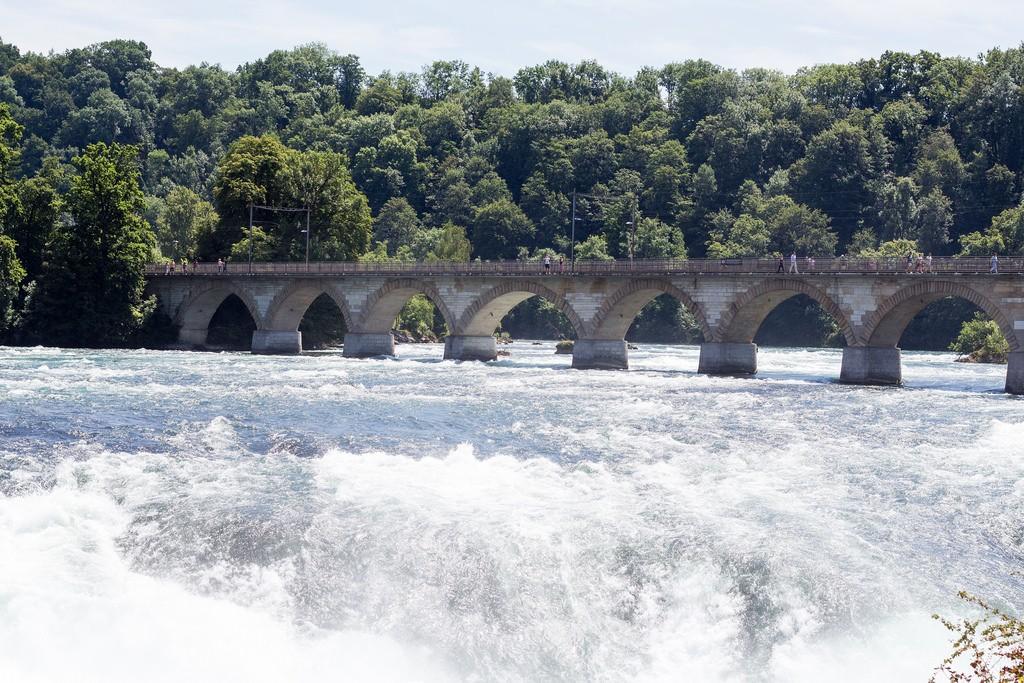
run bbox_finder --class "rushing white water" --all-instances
[0,342,1021,682]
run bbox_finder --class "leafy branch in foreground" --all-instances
[931,591,1024,683]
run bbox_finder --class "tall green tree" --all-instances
[25,143,155,346]
[156,185,218,260]
[281,148,372,260]
[206,134,289,257]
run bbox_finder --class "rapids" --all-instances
[0,342,1021,682]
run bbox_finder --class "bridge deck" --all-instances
[146,256,1024,277]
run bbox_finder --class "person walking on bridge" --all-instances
[991,253,999,274]
[789,252,799,274]
[776,255,785,273]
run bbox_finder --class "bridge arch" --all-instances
[715,279,856,346]
[176,283,263,332]
[264,281,354,331]
[863,280,1020,350]
[587,279,711,340]
[356,278,455,333]
[454,280,585,337]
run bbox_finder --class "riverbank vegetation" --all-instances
[932,592,1023,682]
[950,314,1010,363]
[1,39,1023,347]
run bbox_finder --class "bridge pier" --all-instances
[1006,352,1024,395]
[572,339,628,370]
[252,330,302,354]
[443,335,497,362]
[840,346,901,386]
[698,342,757,376]
[343,332,395,358]
[178,327,208,348]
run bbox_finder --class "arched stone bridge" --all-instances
[146,258,1024,394]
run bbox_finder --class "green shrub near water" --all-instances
[950,313,1009,363]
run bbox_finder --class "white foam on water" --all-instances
[0,464,459,683]
[2,346,1022,682]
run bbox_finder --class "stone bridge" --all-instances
[146,258,1024,394]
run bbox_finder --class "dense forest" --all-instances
[1,38,1023,349]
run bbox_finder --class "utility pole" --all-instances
[304,207,311,272]
[626,200,634,264]
[570,191,577,271]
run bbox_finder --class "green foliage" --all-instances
[470,199,534,259]
[229,226,276,262]
[394,293,439,338]
[707,213,770,257]
[575,234,613,260]
[627,217,687,258]
[206,136,371,260]
[950,313,1009,363]
[625,295,703,343]
[431,222,472,261]
[24,142,157,346]
[860,238,920,259]
[0,233,24,331]
[2,39,1024,347]
[961,204,1024,256]
[501,297,577,340]
[847,228,879,256]
[156,185,218,259]
[373,197,420,253]
[209,135,288,255]
[0,103,22,222]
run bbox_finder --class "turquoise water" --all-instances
[0,343,1021,681]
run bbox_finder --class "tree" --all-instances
[6,159,64,279]
[373,197,420,254]
[0,103,22,223]
[410,222,471,261]
[575,234,613,260]
[626,217,688,258]
[281,149,372,260]
[470,199,535,259]
[25,143,156,346]
[875,177,919,241]
[0,234,24,333]
[156,185,218,260]
[958,204,1024,256]
[706,213,770,258]
[229,226,275,262]
[790,121,880,244]
[915,188,952,253]
[950,313,1009,363]
[209,135,289,257]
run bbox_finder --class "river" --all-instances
[0,342,1021,682]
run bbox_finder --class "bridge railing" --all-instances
[145,256,1024,276]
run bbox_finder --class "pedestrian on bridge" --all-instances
[991,254,999,274]
[776,256,785,273]
[789,252,798,274]
[544,255,551,273]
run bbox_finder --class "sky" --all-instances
[2,0,1023,76]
